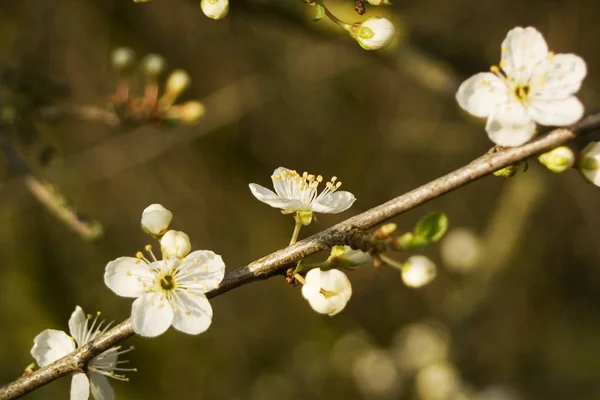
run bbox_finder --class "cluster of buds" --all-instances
[109,48,205,125]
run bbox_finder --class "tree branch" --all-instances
[2,113,600,399]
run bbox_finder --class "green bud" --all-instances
[538,146,575,173]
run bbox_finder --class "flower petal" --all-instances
[501,27,548,78]
[311,191,356,214]
[301,269,322,299]
[529,96,584,126]
[104,257,153,298]
[68,306,88,347]
[533,54,587,100]
[131,293,174,337]
[90,373,114,400]
[485,105,537,147]
[271,167,295,199]
[319,269,352,301]
[70,373,90,400]
[31,329,76,367]
[171,292,213,335]
[455,73,507,118]
[180,250,226,291]
[248,183,301,210]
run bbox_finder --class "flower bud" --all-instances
[350,17,395,50]
[326,246,372,270]
[302,269,352,316]
[141,204,173,235]
[401,255,436,288]
[296,210,314,226]
[538,146,575,173]
[201,0,229,20]
[141,54,166,78]
[164,101,206,123]
[578,142,600,186]
[165,69,191,96]
[367,0,392,4]
[161,230,192,258]
[111,47,135,70]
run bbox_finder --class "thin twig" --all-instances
[2,113,600,399]
[37,105,120,126]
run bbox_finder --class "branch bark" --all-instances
[2,113,600,399]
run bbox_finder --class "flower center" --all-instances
[514,84,530,102]
[272,170,343,205]
[160,274,176,290]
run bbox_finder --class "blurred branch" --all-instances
[2,113,600,399]
[37,105,120,126]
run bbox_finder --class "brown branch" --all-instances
[2,113,600,399]
[37,105,120,126]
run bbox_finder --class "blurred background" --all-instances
[1,0,600,399]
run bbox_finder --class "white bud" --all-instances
[111,47,135,69]
[350,17,395,50]
[301,269,352,316]
[401,255,436,288]
[165,69,191,96]
[367,0,392,5]
[164,101,206,123]
[415,361,460,400]
[141,204,173,235]
[160,230,192,258]
[201,0,229,20]
[142,54,166,77]
[538,146,575,173]
[578,142,600,186]
[326,245,372,270]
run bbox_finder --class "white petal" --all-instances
[402,255,437,288]
[501,27,548,78]
[248,183,301,210]
[271,167,295,199]
[104,257,153,298]
[171,292,213,335]
[131,293,174,337]
[180,250,226,290]
[318,269,352,301]
[311,191,356,214]
[70,373,90,400]
[301,269,352,316]
[68,306,88,347]
[533,54,587,99]
[580,142,600,186]
[31,329,76,367]
[528,96,584,126]
[301,269,323,299]
[455,73,507,118]
[90,373,114,400]
[485,105,537,147]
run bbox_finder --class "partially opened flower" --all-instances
[31,306,134,400]
[349,17,395,50]
[401,255,437,288]
[301,268,352,316]
[578,142,600,186]
[104,246,225,337]
[456,26,587,147]
[249,167,356,226]
[326,245,372,270]
[201,0,229,20]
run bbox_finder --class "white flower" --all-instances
[111,47,135,69]
[160,230,192,258]
[456,26,587,147]
[31,306,134,400]
[141,204,173,235]
[578,142,600,186]
[301,269,352,316]
[326,245,372,270]
[201,0,229,20]
[249,167,356,225]
[401,255,437,288]
[350,17,395,51]
[104,247,225,337]
[367,0,392,5]
[538,146,575,173]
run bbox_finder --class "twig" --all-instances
[2,114,600,399]
[37,105,120,126]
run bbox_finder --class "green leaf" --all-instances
[414,212,448,243]
[396,232,429,251]
[313,4,325,22]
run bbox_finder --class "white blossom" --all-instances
[201,0,229,20]
[111,47,135,69]
[367,0,392,5]
[160,230,192,259]
[301,268,352,316]
[401,255,437,288]
[141,204,173,235]
[456,26,587,147]
[249,167,355,225]
[578,142,600,186]
[350,17,395,51]
[31,306,134,400]
[104,247,225,337]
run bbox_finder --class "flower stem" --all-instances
[294,273,306,285]
[289,219,303,246]
[314,0,352,30]
[379,254,405,271]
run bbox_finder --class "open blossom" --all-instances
[578,142,600,186]
[31,306,134,400]
[456,27,587,147]
[301,268,352,316]
[105,246,225,337]
[350,17,395,50]
[249,167,355,225]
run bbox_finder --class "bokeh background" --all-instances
[1,0,600,399]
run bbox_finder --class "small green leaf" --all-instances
[414,212,448,243]
[396,232,429,251]
[313,4,325,21]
